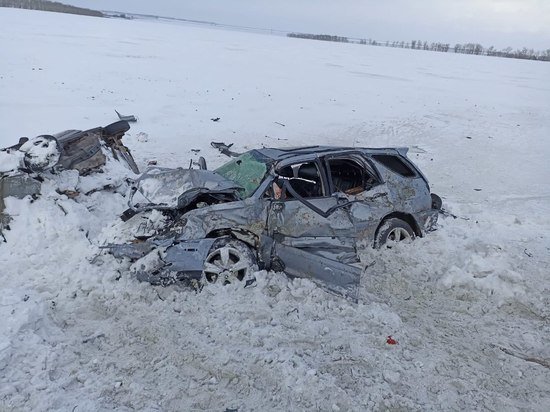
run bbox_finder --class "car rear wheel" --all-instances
[375,218,415,248]
[203,238,257,284]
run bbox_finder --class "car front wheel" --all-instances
[374,218,415,248]
[203,238,257,284]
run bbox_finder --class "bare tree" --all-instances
[285,30,548,62]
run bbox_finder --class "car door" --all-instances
[323,153,393,247]
[267,159,356,258]
[266,158,361,299]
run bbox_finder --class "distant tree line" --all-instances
[0,0,103,17]
[288,33,349,43]
[288,32,550,62]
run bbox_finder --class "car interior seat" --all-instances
[330,161,364,194]
[295,163,322,197]
[278,166,294,178]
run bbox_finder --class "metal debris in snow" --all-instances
[1,121,139,235]
[115,110,138,122]
[211,141,241,157]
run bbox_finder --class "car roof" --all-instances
[255,146,405,161]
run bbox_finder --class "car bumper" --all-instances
[105,238,216,285]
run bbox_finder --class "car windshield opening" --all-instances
[214,151,269,198]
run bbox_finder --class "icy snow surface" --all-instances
[1,8,550,411]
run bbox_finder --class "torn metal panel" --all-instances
[108,239,216,286]
[179,198,270,242]
[268,197,355,237]
[53,129,107,173]
[163,238,216,274]
[127,167,242,211]
[275,242,362,301]
[267,196,358,263]
[418,208,439,232]
[115,110,138,122]
[0,174,42,203]
[371,164,434,235]
[345,184,394,244]
[277,234,358,265]
[0,174,42,229]
[211,141,241,157]
[279,235,355,251]
[103,242,155,260]
[54,120,138,175]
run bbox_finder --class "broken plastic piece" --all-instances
[244,277,256,288]
[386,336,398,345]
[211,141,241,157]
[115,110,138,122]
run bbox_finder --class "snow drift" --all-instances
[1,8,549,411]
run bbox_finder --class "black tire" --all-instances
[103,120,130,136]
[203,238,257,284]
[374,218,415,248]
[431,193,442,210]
[22,135,60,172]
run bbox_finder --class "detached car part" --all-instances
[1,120,138,234]
[115,110,138,123]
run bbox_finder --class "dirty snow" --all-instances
[1,8,550,411]
[0,150,22,174]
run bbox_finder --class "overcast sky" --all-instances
[65,0,550,50]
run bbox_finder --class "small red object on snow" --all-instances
[386,336,398,345]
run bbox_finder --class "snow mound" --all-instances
[1,7,549,411]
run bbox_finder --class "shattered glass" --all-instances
[215,151,269,198]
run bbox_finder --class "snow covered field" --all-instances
[1,8,550,411]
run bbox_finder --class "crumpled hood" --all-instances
[128,167,242,210]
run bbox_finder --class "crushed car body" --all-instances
[0,121,138,233]
[107,146,441,300]
[125,167,242,213]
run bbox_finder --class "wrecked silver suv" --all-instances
[109,146,440,299]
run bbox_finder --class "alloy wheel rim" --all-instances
[204,246,249,283]
[387,227,412,243]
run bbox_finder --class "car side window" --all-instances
[272,162,325,199]
[327,158,378,195]
[371,154,416,177]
